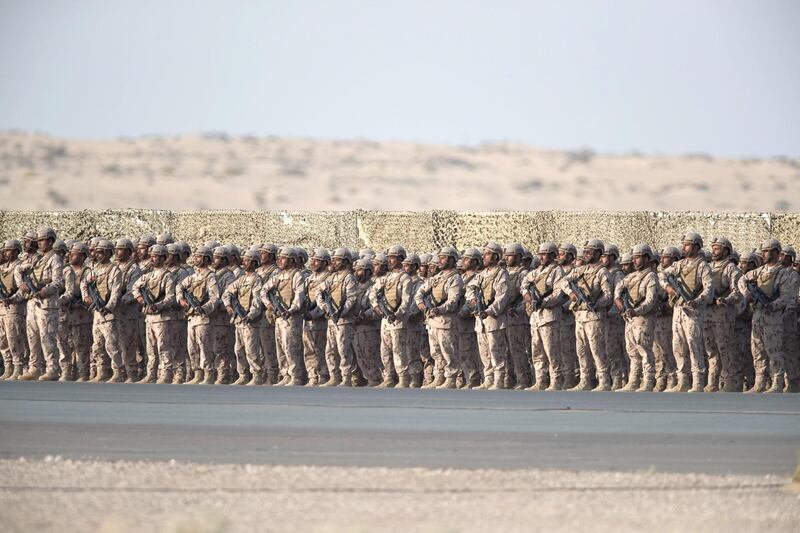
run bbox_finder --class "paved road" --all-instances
[0,381,798,475]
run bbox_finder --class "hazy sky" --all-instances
[1,0,798,157]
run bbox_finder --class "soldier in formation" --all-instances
[1,226,797,394]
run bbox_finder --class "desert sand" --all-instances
[1,131,797,212]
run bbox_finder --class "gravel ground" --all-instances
[0,458,798,532]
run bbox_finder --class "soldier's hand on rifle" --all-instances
[226,305,234,316]
[179,298,189,309]
[478,311,488,320]
[146,305,157,314]
[417,303,426,313]
[665,286,676,298]
[614,298,624,312]
[84,297,93,307]
[622,309,634,320]
[523,292,532,304]
[373,306,383,317]
[36,288,47,299]
[136,296,145,306]
[569,293,577,303]
[19,282,29,295]
[428,307,439,317]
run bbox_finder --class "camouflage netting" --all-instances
[0,210,797,254]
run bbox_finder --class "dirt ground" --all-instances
[0,457,797,533]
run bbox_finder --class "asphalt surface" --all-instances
[0,381,798,475]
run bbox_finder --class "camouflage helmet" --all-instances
[212,245,228,257]
[503,242,525,256]
[70,242,89,256]
[311,247,331,262]
[462,248,481,261]
[243,248,260,262]
[52,239,68,253]
[603,244,620,259]
[402,253,421,267]
[759,239,781,252]
[780,244,796,261]
[681,231,703,248]
[631,244,653,258]
[483,242,503,257]
[387,245,407,258]
[166,243,181,256]
[138,234,156,247]
[619,252,633,265]
[711,236,732,251]
[437,245,459,260]
[359,248,375,259]
[332,247,351,261]
[278,246,294,258]
[651,251,661,264]
[88,237,101,248]
[23,230,37,242]
[529,255,541,268]
[729,250,740,264]
[3,239,22,252]
[740,250,760,265]
[354,258,373,271]
[95,239,114,252]
[522,248,534,262]
[259,243,278,255]
[194,245,213,259]
[179,241,191,255]
[419,253,433,266]
[583,239,604,253]
[204,240,221,250]
[661,246,681,260]
[538,242,558,255]
[156,232,174,246]
[36,227,57,241]
[115,238,135,251]
[227,245,241,259]
[558,243,577,257]
[371,252,388,266]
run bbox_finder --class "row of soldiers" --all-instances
[0,227,797,393]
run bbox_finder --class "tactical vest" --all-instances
[384,272,403,311]
[627,270,648,306]
[711,261,731,298]
[118,261,135,285]
[238,274,256,310]
[307,271,330,304]
[534,265,555,297]
[431,270,457,306]
[32,251,55,287]
[577,265,601,301]
[329,271,348,308]
[146,269,169,302]
[679,258,701,295]
[0,261,18,294]
[756,265,782,299]
[95,264,115,302]
[190,271,210,303]
[481,268,502,305]
[277,270,295,307]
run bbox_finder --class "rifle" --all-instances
[527,285,552,312]
[320,288,340,324]
[471,286,486,332]
[184,290,206,315]
[745,280,777,309]
[140,286,155,307]
[266,287,289,316]
[665,273,694,304]
[420,289,435,317]
[376,288,396,323]
[568,279,595,312]
[21,269,40,298]
[229,293,248,322]
[619,288,634,320]
[0,278,9,300]
[86,279,107,312]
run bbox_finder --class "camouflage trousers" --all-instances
[354,324,382,383]
[175,320,188,375]
[624,316,655,382]
[325,322,355,380]
[57,321,92,377]
[458,328,482,384]
[235,323,264,375]
[26,304,59,373]
[735,317,755,390]
[92,318,122,374]
[783,310,799,387]
[404,325,425,379]
[560,316,578,385]
[0,312,27,367]
[751,315,784,381]
[136,318,147,369]
[187,322,215,372]
[420,327,435,383]
[653,315,676,381]
[703,319,739,390]
[213,324,235,377]
[428,326,460,379]
[606,316,628,383]
[259,325,279,380]
[477,328,508,383]
[380,325,410,380]
[303,325,328,382]
[275,317,305,381]
[531,322,561,385]
[146,320,181,374]
[118,319,140,373]
[504,324,532,388]
[672,306,706,379]
[575,318,608,380]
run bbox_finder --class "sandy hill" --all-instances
[1,131,797,212]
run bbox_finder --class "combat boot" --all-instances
[668,375,690,392]
[421,379,438,389]
[201,370,216,385]
[124,367,139,384]
[109,369,125,383]
[611,374,624,391]
[18,368,42,381]
[592,374,611,392]
[746,377,767,393]
[322,374,341,387]
[397,374,411,388]
[186,369,203,384]
[666,373,678,389]
[569,378,593,391]
[277,375,291,386]
[437,376,457,389]
[455,374,466,389]
[654,377,667,392]
[338,375,353,387]
[785,380,800,393]
[703,382,719,393]
[91,370,106,383]
[38,369,59,381]
[232,374,249,385]
[58,365,73,382]
[766,374,785,393]
[307,376,319,386]
[247,372,264,386]
[488,371,506,390]
[526,380,547,391]
[688,373,704,393]
[620,374,641,392]
[376,377,396,388]
[173,367,185,384]
[156,369,173,385]
[214,370,228,385]
[410,372,423,388]
[0,365,13,380]
[546,375,563,391]
[637,376,655,392]
[722,378,741,393]
[432,375,446,388]
[285,378,303,387]
[10,365,24,380]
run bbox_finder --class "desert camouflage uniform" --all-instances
[457,270,482,387]
[0,257,27,377]
[353,278,382,385]
[781,269,799,391]
[369,269,414,385]
[177,268,220,377]
[256,262,280,383]
[704,259,742,391]
[521,263,565,389]
[504,264,533,389]
[223,272,265,381]
[615,269,658,390]
[211,265,237,383]
[466,265,511,388]
[167,263,192,381]
[653,269,677,390]
[116,259,143,380]
[81,261,125,379]
[558,264,579,388]
[318,269,360,385]
[262,266,307,384]
[303,269,331,384]
[415,267,464,387]
[58,264,92,380]
[407,274,427,385]
[132,266,180,383]
[606,265,629,389]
